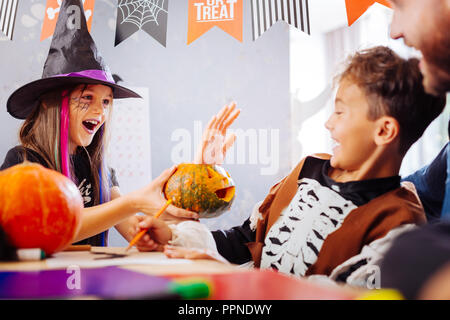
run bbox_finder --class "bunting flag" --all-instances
[0,0,19,40]
[115,0,169,47]
[1,0,394,45]
[251,0,310,41]
[187,0,243,45]
[345,0,391,26]
[41,0,96,41]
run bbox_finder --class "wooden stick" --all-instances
[125,199,172,252]
[64,245,92,252]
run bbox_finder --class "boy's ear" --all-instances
[374,116,400,146]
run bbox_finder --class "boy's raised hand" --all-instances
[194,102,240,165]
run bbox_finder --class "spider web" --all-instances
[118,0,167,28]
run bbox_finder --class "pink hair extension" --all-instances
[60,90,70,178]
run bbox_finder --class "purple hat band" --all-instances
[51,69,115,83]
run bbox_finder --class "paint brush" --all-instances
[125,199,173,252]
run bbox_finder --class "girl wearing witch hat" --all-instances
[1,0,239,247]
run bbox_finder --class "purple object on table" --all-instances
[0,266,171,299]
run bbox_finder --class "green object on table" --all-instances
[169,279,212,299]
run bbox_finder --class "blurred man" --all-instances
[390,0,450,96]
[380,0,450,299]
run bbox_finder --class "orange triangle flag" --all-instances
[41,0,96,41]
[345,0,391,26]
[187,0,243,45]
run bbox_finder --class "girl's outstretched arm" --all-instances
[73,166,198,243]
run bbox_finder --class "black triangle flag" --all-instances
[0,0,19,40]
[251,0,310,41]
[114,0,169,47]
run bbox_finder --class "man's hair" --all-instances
[337,46,447,155]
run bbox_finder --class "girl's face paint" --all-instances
[68,84,113,153]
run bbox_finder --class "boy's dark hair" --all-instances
[337,46,447,155]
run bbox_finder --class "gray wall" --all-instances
[0,0,291,245]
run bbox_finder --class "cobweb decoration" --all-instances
[119,0,167,28]
[115,0,169,47]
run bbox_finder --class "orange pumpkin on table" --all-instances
[164,164,235,218]
[0,162,83,255]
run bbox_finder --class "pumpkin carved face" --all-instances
[164,164,235,218]
[0,162,83,255]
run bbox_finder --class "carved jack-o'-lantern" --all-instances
[163,164,235,218]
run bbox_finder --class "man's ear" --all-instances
[374,116,400,146]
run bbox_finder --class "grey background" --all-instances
[0,0,291,245]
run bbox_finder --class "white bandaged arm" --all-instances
[168,221,218,251]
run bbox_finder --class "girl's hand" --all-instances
[194,102,240,165]
[128,166,199,223]
[163,245,229,264]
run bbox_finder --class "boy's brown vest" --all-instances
[245,155,426,276]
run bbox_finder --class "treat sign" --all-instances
[188,0,243,44]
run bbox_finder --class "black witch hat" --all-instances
[7,0,141,120]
